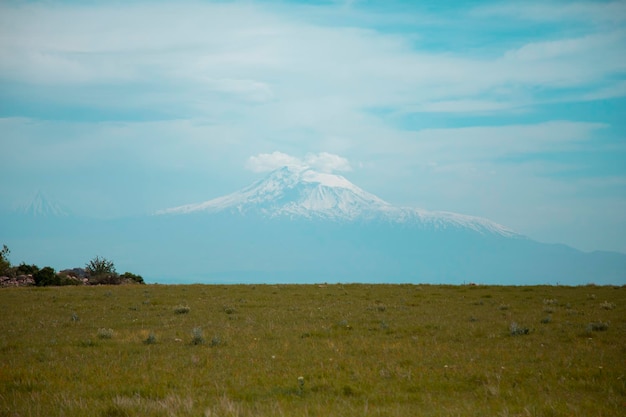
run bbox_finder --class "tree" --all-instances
[0,244,10,275]
[85,256,116,276]
[85,256,121,285]
[34,266,58,286]
[17,263,39,276]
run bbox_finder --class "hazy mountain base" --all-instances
[0,284,624,417]
[2,212,625,285]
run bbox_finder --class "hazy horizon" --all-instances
[1,0,625,255]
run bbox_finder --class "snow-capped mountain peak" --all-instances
[157,166,390,220]
[156,166,518,237]
[20,191,70,218]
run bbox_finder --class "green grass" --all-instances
[1,284,624,416]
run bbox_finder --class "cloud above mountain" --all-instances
[246,152,352,173]
[0,0,624,254]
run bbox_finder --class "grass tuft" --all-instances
[143,332,157,345]
[587,322,609,332]
[191,327,204,345]
[97,328,114,339]
[210,336,222,347]
[174,305,190,314]
[509,322,530,336]
[540,315,552,324]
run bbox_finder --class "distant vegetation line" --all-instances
[0,244,144,287]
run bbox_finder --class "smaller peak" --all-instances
[20,190,71,218]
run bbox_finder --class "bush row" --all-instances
[0,244,144,286]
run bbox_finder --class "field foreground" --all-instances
[1,284,624,416]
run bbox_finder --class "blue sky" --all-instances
[1,0,625,253]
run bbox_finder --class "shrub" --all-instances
[0,244,10,275]
[16,263,39,276]
[31,266,82,287]
[599,301,616,310]
[191,327,205,345]
[144,332,157,345]
[79,339,96,347]
[509,322,530,336]
[34,266,58,286]
[587,322,609,332]
[337,319,352,329]
[97,328,114,339]
[85,256,116,276]
[89,274,122,285]
[174,305,191,314]
[120,272,144,284]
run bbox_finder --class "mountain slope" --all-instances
[145,166,626,284]
[157,166,517,237]
[3,169,624,284]
[20,190,70,218]
[157,166,389,218]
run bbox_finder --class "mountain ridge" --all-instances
[2,169,624,284]
[19,190,70,218]
[156,166,518,237]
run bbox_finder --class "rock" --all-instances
[0,274,35,287]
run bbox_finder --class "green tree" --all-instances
[34,266,59,286]
[85,256,116,276]
[0,244,10,275]
[86,256,121,285]
[17,263,39,276]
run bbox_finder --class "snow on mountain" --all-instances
[157,166,518,237]
[20,191,70,218]
[157,166,389,218]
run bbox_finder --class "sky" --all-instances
[1,0,625,254]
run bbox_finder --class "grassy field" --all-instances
[0,283,624,416]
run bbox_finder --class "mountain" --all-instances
[148,166,625,285]
[1,169,624,284]
[20,190,70,218]
[157,166,517,237]
[157,166,389,219]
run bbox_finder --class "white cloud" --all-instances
[304,152,352,173]
[411,99,518,113]
[0,1,624,253]
[246,151,351,173]
[202,78,274,102]
[245,152,305,172]
[1,0,624,116]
